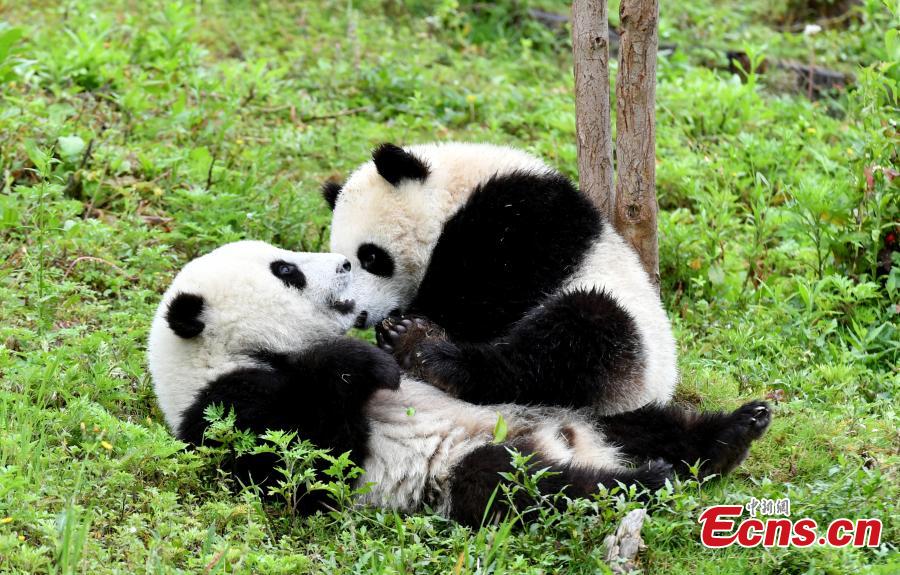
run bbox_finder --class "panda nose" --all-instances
[338,259,352,273]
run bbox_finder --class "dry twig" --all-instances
[603,508,647,574]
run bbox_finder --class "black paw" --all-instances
[730,400,771,440]
[635,458,674,491]
[375,316,444,372]
[702,400,772,475]
[374,317,404,353]
[375,317,417,367]
[363,344,402,390]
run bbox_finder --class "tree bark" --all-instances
[572,0,615,220]
[614,0,660,288]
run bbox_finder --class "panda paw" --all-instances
[704,400,772,475]
[376,316,445,371]
[728,400,772,440]
[367,345,402,391]
[328,337,401,391]
[634,458,674,492]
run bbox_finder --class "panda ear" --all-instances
[166,293,205,338]
[321,180,343,210]
[372,143,429,186]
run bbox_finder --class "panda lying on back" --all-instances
[148,241,771,526]
[324,143,677,414]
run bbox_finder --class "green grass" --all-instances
[1,0,898,572]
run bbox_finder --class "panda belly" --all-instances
[358,379,497,515]
[357,379,626,515]
[560,226,679,413]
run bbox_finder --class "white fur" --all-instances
[330,143,551,327]
[562,226,679,411]
[359,378,624,515]
[147,241,356,431]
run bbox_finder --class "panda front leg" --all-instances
[176,338,400,512]
[377,288,645,409]
[597,401,772,477]
[447,443,674,528]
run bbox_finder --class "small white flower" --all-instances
[803,24,822,36]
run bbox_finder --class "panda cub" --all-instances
[148,241,771,526]
[325,142,677,415]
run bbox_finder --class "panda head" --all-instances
[325,143,453,328]
[147,240,356,430]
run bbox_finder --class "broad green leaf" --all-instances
[58,136,85,162]
[707,264,726,285]
[0,25,23,60]
[189,146,213,180]
[492,412,507,444]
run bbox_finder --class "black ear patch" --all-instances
[166,293,205,338]
[321,180,343,210]
[372,143,430,186]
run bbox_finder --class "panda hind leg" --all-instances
[598,401,772,477]
[447,443,674,528]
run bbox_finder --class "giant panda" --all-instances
[147,240,771,526]
[324,142,677,414]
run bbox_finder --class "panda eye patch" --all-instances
[357,243,394,278]
[270,260,306,290]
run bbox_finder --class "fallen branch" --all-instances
[528,8,852,101]
[64,256,134,280]
[528,8,569,30]
[79,138,95,170]
[139,214,174,229]
[726,52,855,99]
[528,9,677,56]
[779,60,854,98]
[205,154,216,191]
[603,508,647,574]
[299,106,373,123]
[203,549,226,574]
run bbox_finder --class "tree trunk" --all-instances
[614,0,660,288]
[572,0,615,220]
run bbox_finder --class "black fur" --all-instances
[383,288,643,409]
[166,293,205,338]
[598,401,772,476]
[322,180,343,210]
[372,143,430,186]
[270,260,306,290]
[374,168,649,409]
[177,338,400,514]
[448,442,672,527]
[409,169,602,342]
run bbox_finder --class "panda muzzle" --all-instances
[329,297,356,314]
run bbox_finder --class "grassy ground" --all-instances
[1,0,898,573]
